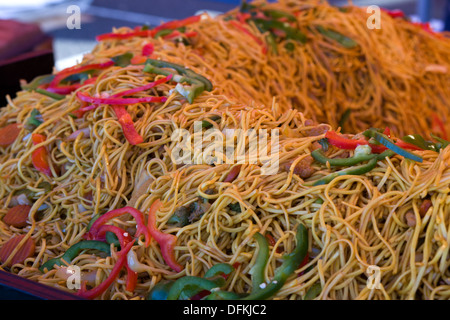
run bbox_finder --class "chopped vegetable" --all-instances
[201,115,221,128]
[166,276,226,300]
[0,235,35,267]
[49,60,114,88]
[20,74,55,91]
[25,109,44,131]
[111,105,144,145]
[147,200,183,272]
[110,52,133,67]
[35,88,65,100]
[87,206,151,247]
[31,133,52,176]
[148,280,174,300]
[142,43,154,56]
[167,206,190,227]
[304,283,322,300]
[249,233,269,293]
[39,240,111,272]
[204,263,235,279]
[242,224,308,300]
[363,129,423,162]
[0,123,21,147]
[316,26,358,48]
[307,150,393,186]
[311,145,376,167]
[2,205,31,228]
[338,108,351,131]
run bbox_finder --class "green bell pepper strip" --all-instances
[338,108,351,132]
[266,33,278,54]
[253,18,307,44]
[111,52,134,67]
[316,26,358,48]
[35,88,65,100]
[167,276,226,300]
[307,150,394,186]
[144,59,213,91]
[148,280,175,300]
[364,129,423,163]
[249,232,270,293]
[204,263,235,278]
[401,134,431,150]
[205,290,242,300]
[311,148,376,167]
[261,9,297,22]
[21,74,55,91]
[430,133,450,151]
[304,282,322,300]
[143,63,207,104]
[40,240,111,272]
[25,108,44,131]
[241,224,308,300]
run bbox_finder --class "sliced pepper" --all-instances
[40,240,110,272]
[87,206,151,247]
[241,224,308,300]
[31,133,52,176]
[111,105,144,145]
[147,200,183,272]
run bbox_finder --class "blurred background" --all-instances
[0,0,449,70]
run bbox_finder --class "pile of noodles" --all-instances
[92,0,450,136]
[0,0,449,300]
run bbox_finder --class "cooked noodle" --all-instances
[0,0,448,300]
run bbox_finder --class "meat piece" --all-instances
[0,235,35,267]
[3,205,31,228]
[284,156,316,179]
[405,210,416,227]
[419,199,432,217]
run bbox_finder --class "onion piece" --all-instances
[66,127,91,141]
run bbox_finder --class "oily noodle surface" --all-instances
[0,0,448,300]
[92,0,450,136]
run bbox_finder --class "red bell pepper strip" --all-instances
[431,113,448,140]
[96,15,201,42]
[111,105,144,145]
[326,130,425,153]
[152,15,202,33]
[87,206,151,247]
[45,77,98,95]
[77,240,134,299]
[111,74,172,99]
[31,133,52,176]
[76,91,167,105]
[96,30,154,41]
[381,8,405,18]
[325,130,385,153]
[49,61,114,88]
[96,225,137,292]
[147,199,183,273]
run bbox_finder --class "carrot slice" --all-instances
[3,205,32,228]
[0,235,35,267]
[0,123,21,147]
